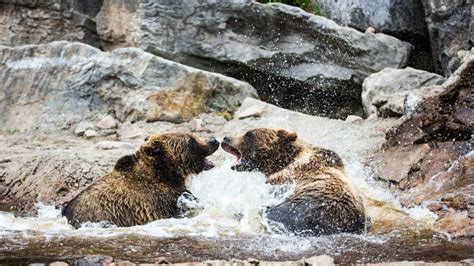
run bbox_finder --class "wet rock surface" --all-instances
[96,0,411,118]
[372,52,474,237]
[0,41,257,132]
[0,0,103,48]
[362,67,446,117]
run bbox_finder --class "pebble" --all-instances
[95,141,135,150]
[74,121,94,136]
[96,115,118,129]
[84,129,98,138]
[365,27,376,33]
[345,115,363,124]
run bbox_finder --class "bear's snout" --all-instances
[206,137,219,155]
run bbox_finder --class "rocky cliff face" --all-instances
[0,0,103,48]
[96,0,411,118]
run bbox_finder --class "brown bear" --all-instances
[62,132,219,228]
[221,128,366,236]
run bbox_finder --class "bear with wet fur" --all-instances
[62,132,219,228]
[222,128,366,236]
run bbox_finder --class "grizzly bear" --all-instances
[222,128,366,236]
[62,132,219,228]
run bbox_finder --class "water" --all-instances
[1,159,473,264]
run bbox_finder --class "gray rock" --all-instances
[0,41,257,132]
[0,0,102,47]
[74,121,94,136]
[96,115,118,129]
[96,0,411,118]
[421,0,473,75]
[362,67,446,117]
[83,129,98,139]
[316,0,427,39]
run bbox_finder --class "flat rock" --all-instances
[96,0,411,118]
[362,67,446,117]
[96,115,118,130]
[0,41,257,132]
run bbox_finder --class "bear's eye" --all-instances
[188,138,199,149]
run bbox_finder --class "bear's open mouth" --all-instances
[203,158,215,170]
[221,142,242,167]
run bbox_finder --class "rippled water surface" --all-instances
[1,160,473,264]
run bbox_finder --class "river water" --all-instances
[1,159,473,264]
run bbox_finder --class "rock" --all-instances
[372,52,474,237]
[96,115,118,129]
[0,0,102,47]
[304,255,335,266]
[96,0,411,118]
[362,67,446,117]
[235,104,264,120]
[316,0,427,40]
[315,0,433,71]
[74,121,94,136]
[189,118,204,132]
[385,53,473,146]
[372,144,430,185]
[94,141,135,150]
[0,41,257,132]
[345,115,363,124]
[83,129,98,139]
[421,0,473,75]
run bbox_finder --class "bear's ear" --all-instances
[144,135,150,142]
[277,129,297,142]
[142,142,163,157]
[114,155,136,172]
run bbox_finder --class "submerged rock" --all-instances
[0,41,257,132]
[0,0,102,47]
[96,0,411,118]
[362,67,446,117]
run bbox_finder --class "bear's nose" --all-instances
[223,136,230,143]
[208,137,219,146]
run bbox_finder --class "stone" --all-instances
[96,115,118,130]
[0,41,257,132]
[385,53,473,146]
[365,27,376,34]
[83,129,98,139]
[235,104,264,120]
[316,0,427,40]
[345,115,363,124]
[189,119,204,132]
[74,121,95,136]
[304,255,335,266]
[372,144,430,185]
[421,0,473,75]
[94,141,135,150]
[362,67,446,117]
[96,0,411,118]
[0,0,102,48]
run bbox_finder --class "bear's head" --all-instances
[222,128,302,175]
[136,132,219,178]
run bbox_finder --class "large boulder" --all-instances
[361,67,446,117]
[0,0,103,47]
[0,41,257,132]
[314,0,434,71]
[371,52,474,237]
[96,0,412,118]
[421,0,473,76]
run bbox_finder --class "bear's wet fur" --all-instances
[62,132,219,228]
[222,128,366,236]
